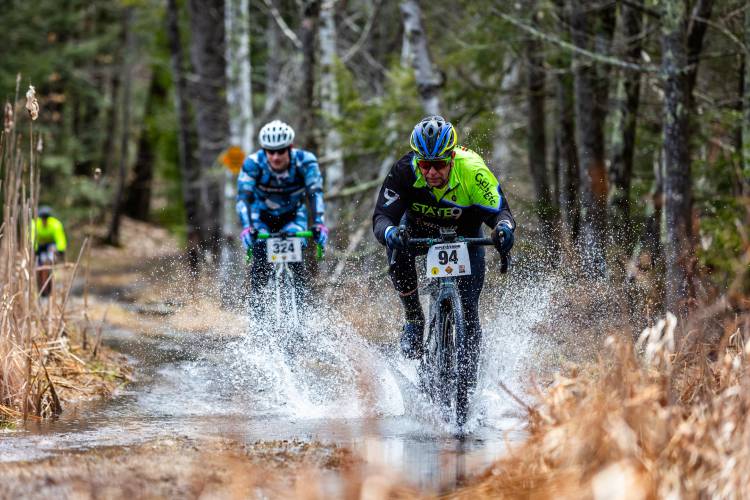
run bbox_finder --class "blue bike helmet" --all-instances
[38,205,53,218]
[409,116,457,160]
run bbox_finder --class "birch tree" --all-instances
[400,0,442,115]
[319,0,344,195]
[222,0,254,291]
[225,0,254,232]
[226,0,254,154]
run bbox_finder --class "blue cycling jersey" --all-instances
[235,148,326,231]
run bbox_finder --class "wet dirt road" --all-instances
[0,308,532,496]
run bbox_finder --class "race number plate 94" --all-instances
[267,237,303,263]
[425,242,471,278]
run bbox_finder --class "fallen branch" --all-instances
[327,177,384,200]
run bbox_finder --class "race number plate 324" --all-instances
[267,237,303,263]
[425,242,471,278]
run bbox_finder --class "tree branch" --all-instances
[620,0,660,19]
[260,0,303,50]
[342,0,384,63]
[327,177,384,200]
[693,15,748,56]
[491,7,661,74]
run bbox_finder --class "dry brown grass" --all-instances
[1,88,129,423]
[449,297,750,499]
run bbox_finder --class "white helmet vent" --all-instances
[258,120,295,149]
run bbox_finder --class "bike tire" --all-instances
[276,265,302,351]
[433,294,467,427]
[436,299,456,419]
[448,292,469,428]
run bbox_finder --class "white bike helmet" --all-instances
[258,120,295,149]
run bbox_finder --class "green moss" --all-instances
[0,419,16,430]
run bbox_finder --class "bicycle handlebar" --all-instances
[257,230,313,239]
[390,236,510,274]
[406,237,495,247]
[246,230,324,261]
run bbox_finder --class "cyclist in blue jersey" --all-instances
[236,120,328,310]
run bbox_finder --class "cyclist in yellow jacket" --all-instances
[372,116,515,360]
[33,205,67,261]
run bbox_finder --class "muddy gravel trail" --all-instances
[1,313,531,494]
[0,234,556,496]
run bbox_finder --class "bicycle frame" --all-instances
[246,230,323,329]
[271,260,298,328]
[36,246,57,297]
[400,227,502,428]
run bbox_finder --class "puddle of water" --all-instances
[1,276,553,492]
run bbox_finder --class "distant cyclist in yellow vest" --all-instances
[33,206,67,296]
[33,205,67,260]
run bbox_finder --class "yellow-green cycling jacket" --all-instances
[32,216,67,252]
[372,147,515,243]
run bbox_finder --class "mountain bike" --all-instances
[398,227,509,429]
[247,230,323,331]
[36,244,58,298]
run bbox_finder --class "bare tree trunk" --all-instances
[166,0,202,272]
[319,0,344,194]
[659,0,713,316]
[188,0,229,262]
[660,0,692,316]
[299,0,321,151]
[685,0,713,108]
[524,3,556,251]
[106,7,135,246]
[742,5,750,197]
[100,70,119,179]
[609,0,643,235]
[639,151,664,267]
[493,60,521,178]
[555,67,580,254]
[125,74,160,222]
[570,0,615,277]
[400,0,442,115]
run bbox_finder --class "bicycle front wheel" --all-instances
[446,293,470,427]
[429,294,468,427]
